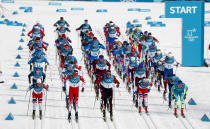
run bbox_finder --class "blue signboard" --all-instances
[165,2,204,66]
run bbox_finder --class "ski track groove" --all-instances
[95,27,158,129]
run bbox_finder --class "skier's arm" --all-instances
[42,44,47,51]
[53,21,58,27]
[80,76,86,84]
[65,21,70,27]
[153,37,159,43]
[106,61,111,71]
[43,84,49,91]
[27,85,33,91]
[184,84,188,95]
[76,24,83,31]
[89,25,92,31]
[27,29,33,37]
[43,73,46,83]
[113,76,120,85]
[40,30,45,38]
[99,44,105,50]
[28,72,33,84]
[75,64,82,70]
[95,76,104,86]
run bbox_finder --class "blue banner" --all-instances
[165,2,204,66]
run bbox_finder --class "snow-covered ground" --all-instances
[0,0,210,129]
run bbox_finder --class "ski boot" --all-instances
[139,107,142,114]
[135,100,138,108]
[32,110,35,120]
[163,90,167,101]
[103,110,106,121]
[68,112,71,122]
[181,108,185,118]
[110,110,113,121]
[145,107,149,115]
[39,110,42,120]
[174,108,178,118]
[169,101,172,108]
[75,112,78,122]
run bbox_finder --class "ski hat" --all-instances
[62,34,66,38]
[131,47,135,52]
[36,51,42,57]
[138,62,144,68]
[131,57,135,61]
[38,44,42,48]
[167,52,173,58]
[67,64,73,68]
[144,31,148,35]
[151,42,155,46]
[64,44,69,48]
[84,19,88,22]
[148,32,152,36]
[177,80,183,85]
[106,70,111,76]
[37,79,42,84]
[34,25,39,29]
[73,70,78,76]
[99,55,104,60]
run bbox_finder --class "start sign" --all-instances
[170,6,197,14]
[165,2,204,67]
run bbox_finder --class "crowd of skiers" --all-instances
[25,17,189,121]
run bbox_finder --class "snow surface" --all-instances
[0,0,210,129]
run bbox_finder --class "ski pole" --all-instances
[93,95,97,110]
[27,90,31,116]
[44,90,47,115]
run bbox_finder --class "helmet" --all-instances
[99,55,104,60]
[73,70,78,76]
[131,47,135,52]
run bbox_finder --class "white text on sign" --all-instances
[170,6,197,14]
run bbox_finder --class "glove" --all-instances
[81,87,84,92]
[62,86,66,92]
[183,93,187,100]
[78,66,82,70]
[133,91,137,96]
[46,85,49,90]
[116,84,119,88]
[148,89,151,93]
[172,94,175,100]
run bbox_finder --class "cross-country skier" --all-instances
[33,21,44,32]
[28,51,49,72]
[27,79,49,120]
[54,17,70,29]
[95,70,120,121]
[132,62,148,107]
[28,67,46,85]
[163,52,179,100]
[64,70,86,122]
[136,79,152,114]
[76,19,92,39]
[56,26,71,39]
[92,55,111,106]
[171,80,188,118]
[167,74,180,108]
[28,25,45,39]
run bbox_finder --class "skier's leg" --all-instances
[180,92,185,115]
[69,87,73,112]
[174,92,178,115]
[168,83,173,107]
[143,94,148,113]
[109,88,113,118]
[74,87,79,119]
[138,92,143,113]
